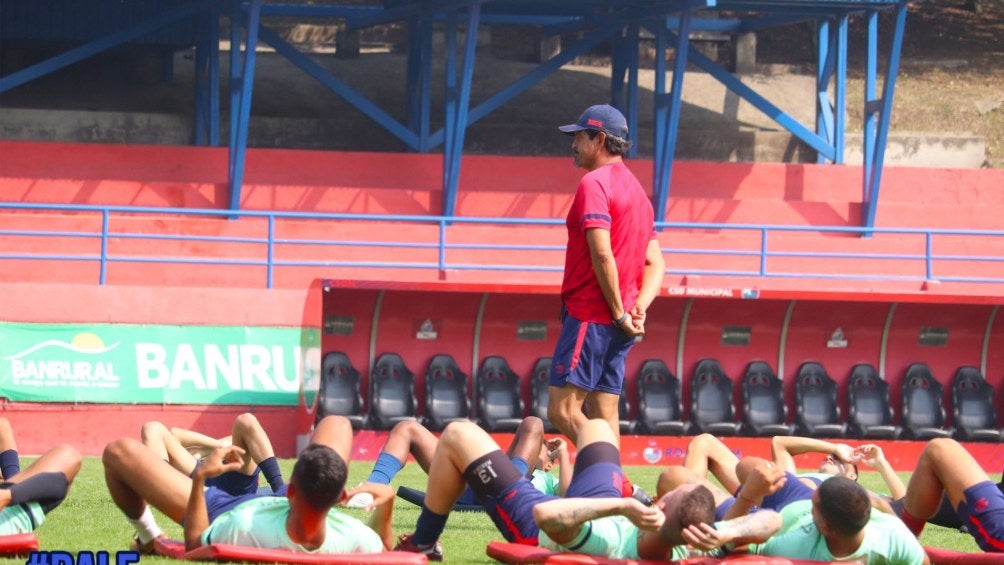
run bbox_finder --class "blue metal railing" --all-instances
[1,202,1002,289]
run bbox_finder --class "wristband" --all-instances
[612,312,630,327]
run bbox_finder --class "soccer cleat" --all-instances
[345,491,375,509]
[631,484,655,506]
[394,532,444,561]
[130,534,165,556]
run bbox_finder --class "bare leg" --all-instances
[904,438,991,520]
[230,413,277,474]
[309,415,353,464]
[0,417,17,453]
[576,418,618,451]
[584,392,621,447]
[381,420,440,473]
[547,384,589,444]
[0,443,80,513]
[505,417,545,472]
[5,443,80,485]
[684,433,741,494]
[141,421,199,476]
[103,438,192,523]
[423,422,499,515]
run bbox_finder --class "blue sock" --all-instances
[510,456,530,477]
[0,450,19,480]
[413,505,448,546]
[258,457,284,492]
[368,453,403,484]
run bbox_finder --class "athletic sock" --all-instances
[8,472,68,506]
[258,456,285,492]
[128,506,164,544]
[510,456,530,477]
[412,504,449,546]
[898,506,927,537]
[0,450,19,480]
[368,452,404,484]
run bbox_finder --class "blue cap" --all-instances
[559,104,629,140]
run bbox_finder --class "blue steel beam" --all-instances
[665,27,836,160]
[227,0,262,214]
[862,1,908,230]
[442,1,482,217]
[652,11,692,224]
[255,25,420,148]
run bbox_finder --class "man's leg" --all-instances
[0,443,80,522]
[583,391,620,446]
[399,421,528,557]
[141,421,199,476]
[901,438,1002,546]
[505,416,545,476]
[230,413,284,492]
[547,384,589,444]
[309,415,353,463]
[347,419,439,508]
[0,417,19,479]
[103,437,194,545]
[684,433,741,494]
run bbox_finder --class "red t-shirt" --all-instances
[560,161,656,324]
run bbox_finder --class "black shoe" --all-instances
[631,484,655,506]
[393,533,444,561]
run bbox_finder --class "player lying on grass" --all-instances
[140,414,285,496]
[898,437,1004,553]
[103,415,394,553]
[0,417,81,535]
[393,418,780,561]
[346,416,570,509]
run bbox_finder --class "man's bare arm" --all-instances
[533,497,662,545]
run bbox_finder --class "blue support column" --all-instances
[417,3,435,152]
[652,24,669,208]
[835,15,848,164]
[626,22,641,159]
[442,1,481,218]
[194,4,220,146]
[862,1,908,229]
[815,18,833,164]
[652,12,693,224]
[863,9,878,208]
[227,0,262,214]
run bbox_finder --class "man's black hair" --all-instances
[291,444,347,511]
[677,485,716,529]
[585,129,632,157]
[817,476,870,538]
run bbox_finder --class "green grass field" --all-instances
[9,456,992,565]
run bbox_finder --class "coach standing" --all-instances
[547,104,665,445]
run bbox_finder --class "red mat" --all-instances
[154,538,428,564]
[925,546,1004,565]
[0,533,39,557]
[486,541,928,565]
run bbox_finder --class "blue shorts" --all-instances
[956,480,1004,552]
[549,312,635,394]
[718,471,815,519]
[482,477,558,545]
[205,468,261,496]
[565,443,624,499]
[204,486,274,522]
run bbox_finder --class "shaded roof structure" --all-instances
[0,0,915,227]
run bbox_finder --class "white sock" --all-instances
[127,506,163,543]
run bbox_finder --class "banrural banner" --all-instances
[0,322,321,405]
